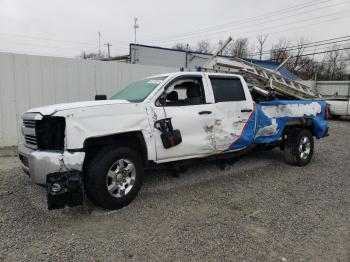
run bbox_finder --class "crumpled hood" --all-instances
[27,100,130,116]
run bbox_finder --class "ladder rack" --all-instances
[202,56,319,100]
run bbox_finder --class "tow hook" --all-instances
[46,171,83,210]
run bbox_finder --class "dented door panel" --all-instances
[205,74,256,152]
[213,101,255,152]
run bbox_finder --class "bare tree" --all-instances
[196,40,212,53]
[232,38,249,58]
[289,38,310,74]
[79,51,107,59]
[293,55,321,80]
[270,38,290,63]
[324,45,346,80]
[256,34,268,60]
[172,43,192,51]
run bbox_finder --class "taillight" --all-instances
[325,104,330,120]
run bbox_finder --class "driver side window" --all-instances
[162,77,206,106]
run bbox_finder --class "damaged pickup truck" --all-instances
[18,72,329,210]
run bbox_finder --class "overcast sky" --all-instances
[0,0,349,58]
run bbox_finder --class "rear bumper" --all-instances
[18,143,85,185]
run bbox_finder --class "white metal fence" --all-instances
[0,52,176,147]
[316,81,350,97]
[299,80,350,97]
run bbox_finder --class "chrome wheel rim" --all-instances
[299,136,311,160]
[106,159,136,198]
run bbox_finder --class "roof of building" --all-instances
[242,58,300,80]
[129,44,300,80]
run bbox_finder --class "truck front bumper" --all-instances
[18,143,85,185]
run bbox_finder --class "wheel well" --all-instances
[83,131,148,169]
[282,118,314,136]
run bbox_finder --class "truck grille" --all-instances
[22,118,38,149]
[24,135,37,147]
[23,120,36,128]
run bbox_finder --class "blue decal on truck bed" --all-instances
[225,100,328,152]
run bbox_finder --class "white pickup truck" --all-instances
[327,98,350,118]
[18,72,329,210]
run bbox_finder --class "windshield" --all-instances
[110,76,168,102]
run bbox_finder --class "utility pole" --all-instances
[98,31,102,57]
[185,43,190,69]
[104,43,112,58]
[134,17,139,44]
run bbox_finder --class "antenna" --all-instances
[98,31,101,57]
[134,17,139,44]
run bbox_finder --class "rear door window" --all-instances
[210,77,246,102]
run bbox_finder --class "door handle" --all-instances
[198,111,212,115]
[241,108,253,113]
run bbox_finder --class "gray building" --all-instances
[130,43,213,70]
[128,43,300,79]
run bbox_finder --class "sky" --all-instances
[0,0,349,59]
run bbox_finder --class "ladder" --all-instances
[201,38,319,100]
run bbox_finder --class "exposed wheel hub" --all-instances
[116,173,124,182]
[106,159,136,198]
[299,136,311,160]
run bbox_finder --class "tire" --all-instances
[85,146,144,210]
[284,128,314,166]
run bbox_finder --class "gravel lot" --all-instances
[0,120,349,261]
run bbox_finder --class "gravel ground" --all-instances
[0,120,349,262]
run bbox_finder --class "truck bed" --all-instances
[226,100,328,151]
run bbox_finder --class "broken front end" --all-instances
[18,113,85,209]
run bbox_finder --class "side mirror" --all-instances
[95,94,107,100]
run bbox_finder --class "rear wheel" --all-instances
[85,146,144,210]
[284,128,314,166]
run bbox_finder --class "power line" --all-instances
[151,0,348,43]
[0,40,128,58]
[314,58,350,63]
[0,40,98,52]
[189,10,350,45]
[0,48,81,58]
[248,16,350,45]
[229,1,350,36]
[147,0,349,43]
[144,0,329,41]
[250,37,350,57]
[0,32,128,48]
[153,8,350,44]
[258,44,350,60]
[257,46,350,59]
[294,46,350,58]
[0,33,96,47]
[270,35,350,51]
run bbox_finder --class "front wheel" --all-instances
[85,146,144,210]
[284,128,314,166]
